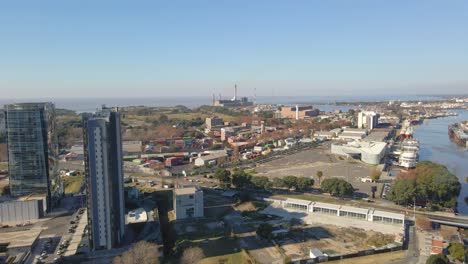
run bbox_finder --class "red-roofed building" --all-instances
[431,239,444,255]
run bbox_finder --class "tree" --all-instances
[370,168,381,182]
[448,242,467,261]
[158,114,169,123]
[180,246,205,264]
[389,161,460,208]
[425,254,449,264]
[256,223,273,239]
[282,176,298,189]
[316,171,323,185]
[273,177,286,188]
[386,179,416,205]
[231,169,252,189]
[321,178,354,197]
[214,168,231,183]
[251,176,272,190]
[113,241,160,264]
[296,177,314,191]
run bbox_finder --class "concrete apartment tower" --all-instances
[83,107,125,250]
[357,111,379,130]
[4,102,61,210]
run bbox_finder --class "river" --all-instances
[413,109,468,215]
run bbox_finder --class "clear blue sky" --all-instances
[1,0,467,98]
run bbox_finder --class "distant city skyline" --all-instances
[1,1,467,97]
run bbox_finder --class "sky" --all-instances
[0,0,467,98]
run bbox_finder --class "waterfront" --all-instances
[0,95,444,113]
[413,109,468,214]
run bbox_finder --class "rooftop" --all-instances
[284,198,312,206]
[340,205,370,215]
[0,229,41,249]
[371,210,405,220]
[174,186,201,195]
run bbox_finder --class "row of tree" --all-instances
[387,161,461,208]
[214,168,357,198]
[213,168,315,191]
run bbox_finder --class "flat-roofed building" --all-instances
[280,199,405,227]
[339,206,369,220]
[310,202,341,215]
[331,140,387,165]
[280,105,319,120]
[369,210,405,226]
[173,186,204,220]
[205,117,224,130]
[282,198,311,211]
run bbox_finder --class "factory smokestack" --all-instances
[296,105,299,120]
[234,84,237,101]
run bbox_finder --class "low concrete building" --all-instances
[331,140,387,165]
[0,196,47,224]
[281,198,405,227]
[173,187,204,220]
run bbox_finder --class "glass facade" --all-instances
[5,103,60,208]
[313,207,338,215]
[284,202,308,211]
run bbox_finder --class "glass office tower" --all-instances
[5,103,61,209]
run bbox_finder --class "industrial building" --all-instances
[0,196,46,224]
[213,85,254,107]
[83,107,125,250]
[194,151,228,167]
[280,105,319,120]
[173,186,204,220]
[358,111,379,129]
[281,198,405,227]
[4,102,61,210]
[331,140,387,165]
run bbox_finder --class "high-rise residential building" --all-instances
[83,107,125,250]
[357,111,379,130]
[5,103,61,209]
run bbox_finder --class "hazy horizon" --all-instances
[1,1,467,97]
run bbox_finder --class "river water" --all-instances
[413,109,468,215]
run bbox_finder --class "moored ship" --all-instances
[448,121,468,148]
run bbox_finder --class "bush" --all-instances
[426,254,449,264]
[256,223,273,239]
[448,242,467,261]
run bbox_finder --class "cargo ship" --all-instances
[448,121,468,148]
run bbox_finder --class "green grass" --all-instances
[62,175,84,194]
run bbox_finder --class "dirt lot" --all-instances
[254,143,383,196]
[277,224,397,260]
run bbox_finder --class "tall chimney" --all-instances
[234,84,237,101]
[296,105,299,120]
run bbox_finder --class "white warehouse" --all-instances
[331,140,387,165]
[173,187,204,220]
[281,198,405,227]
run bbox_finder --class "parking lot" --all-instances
[31,207,87,264]
[254,144,383,196]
